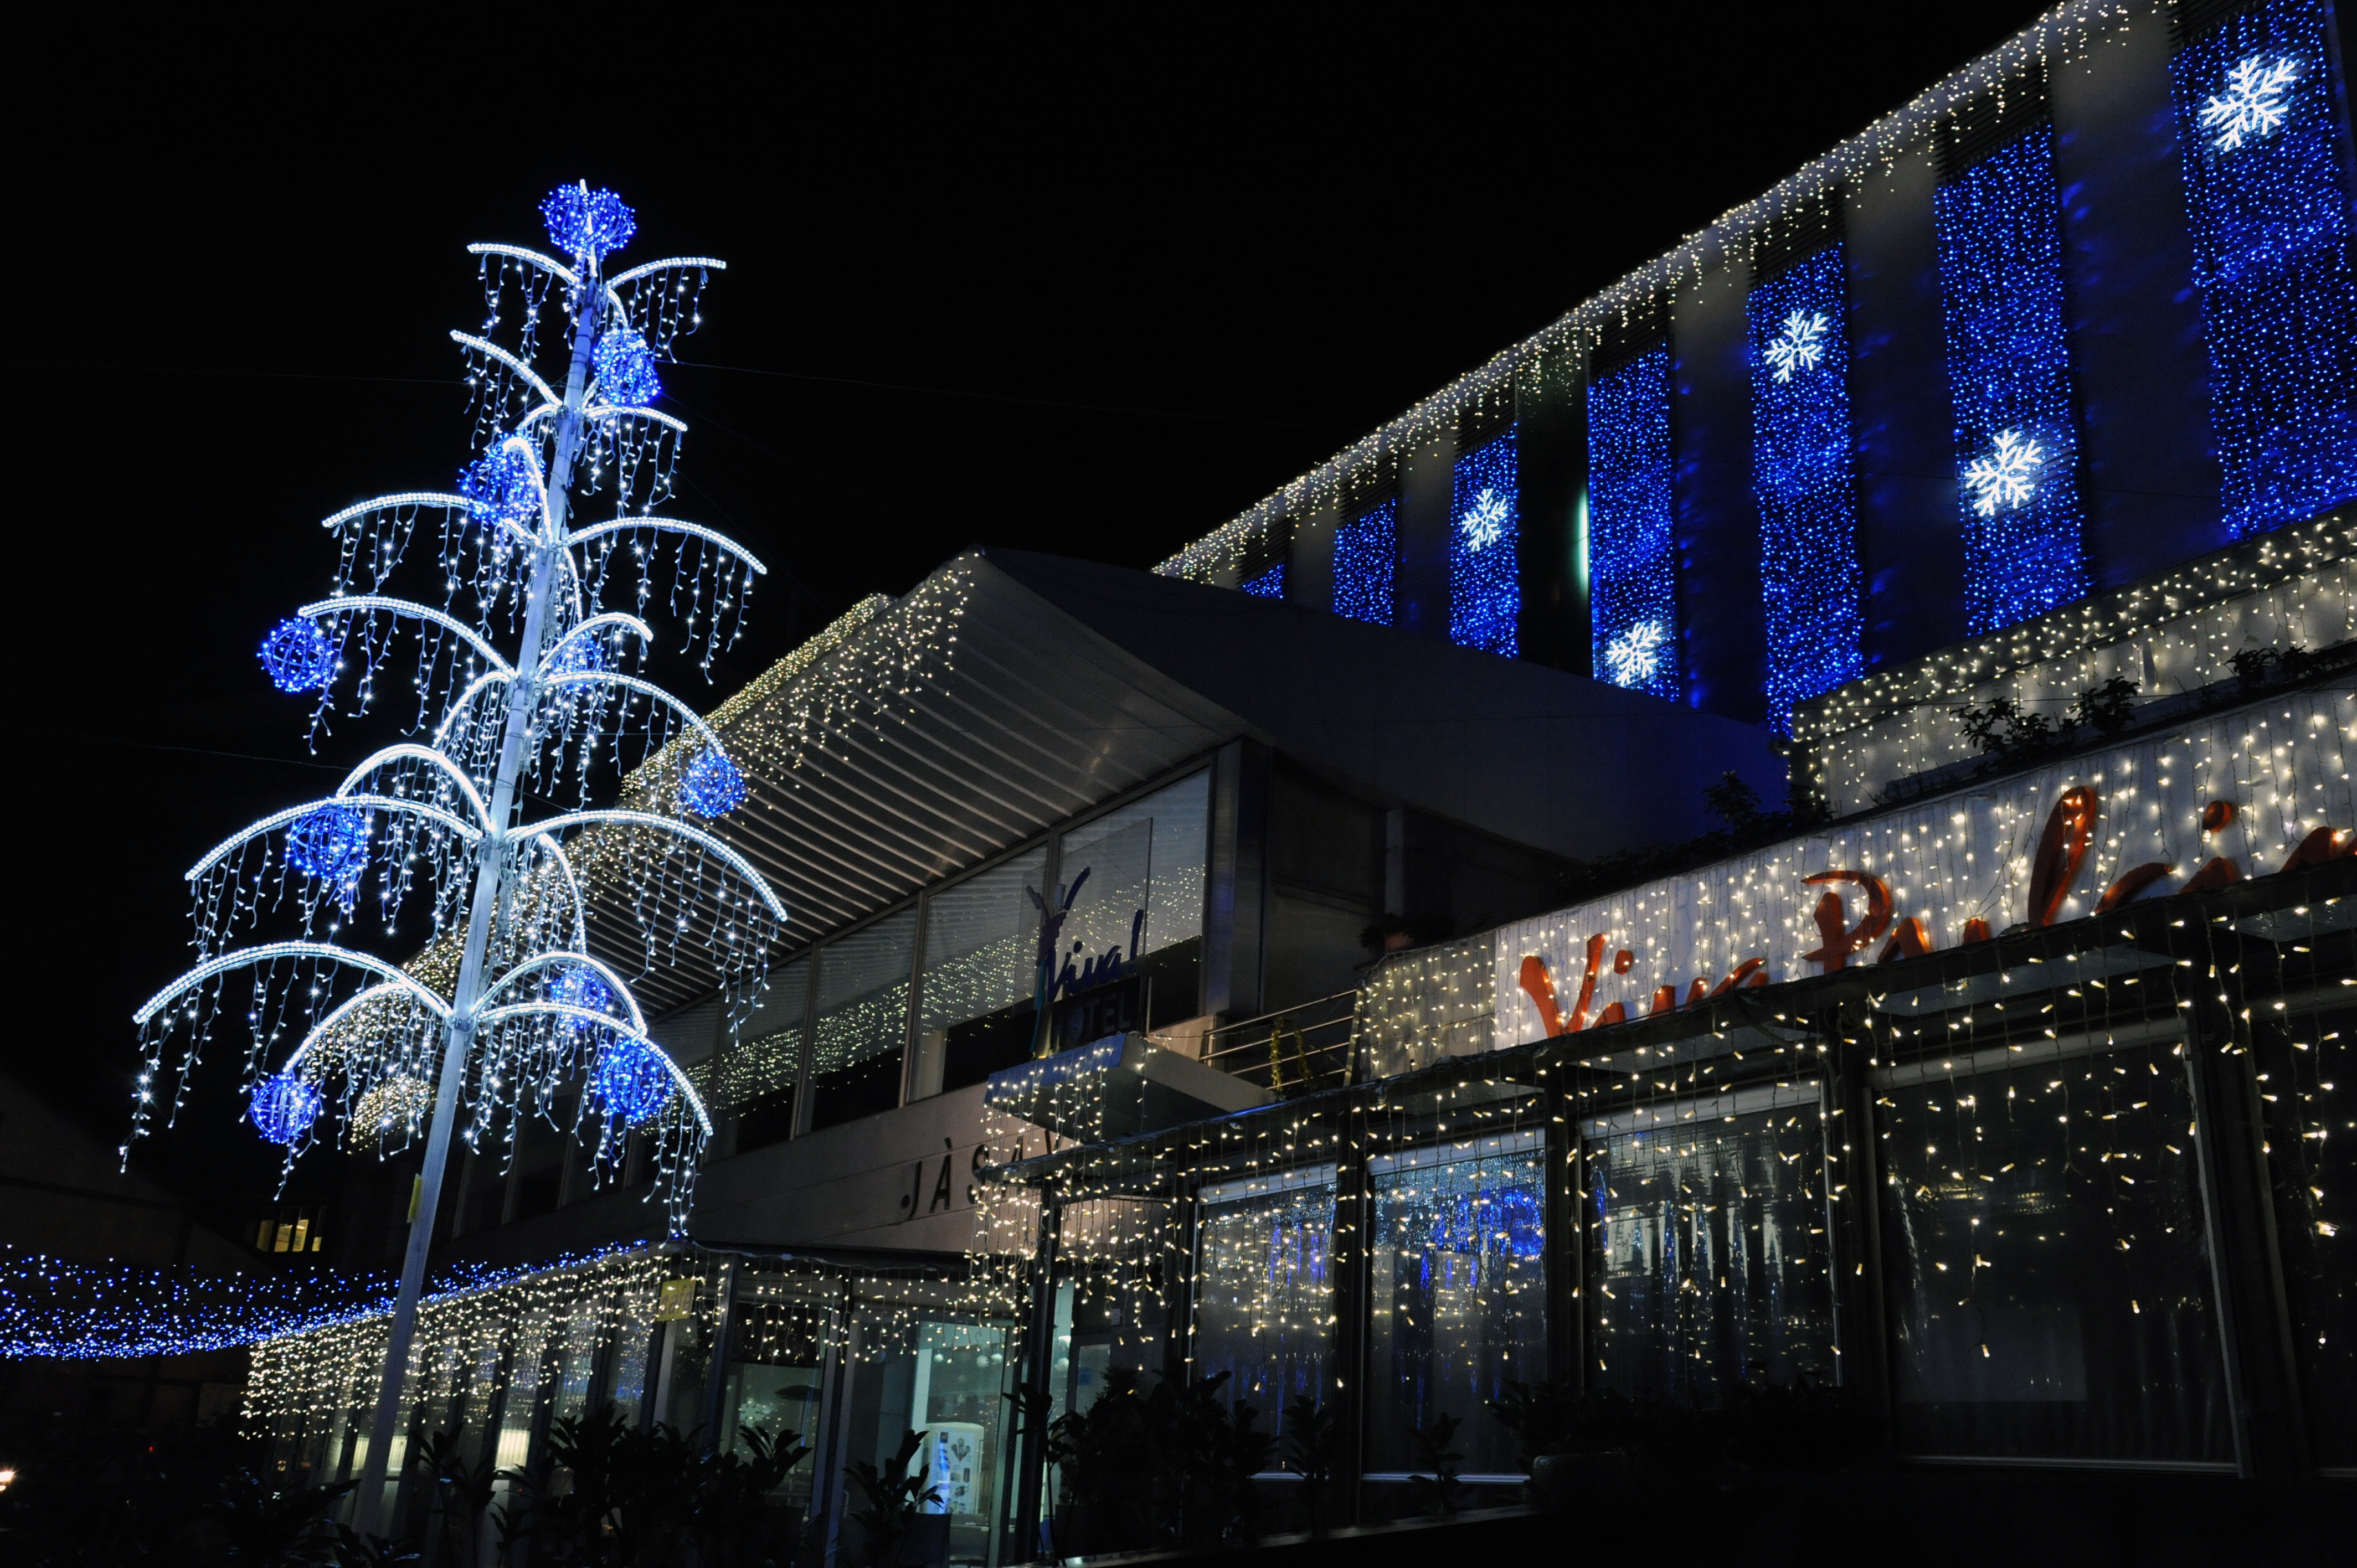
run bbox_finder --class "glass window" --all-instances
[914,847,1048,1098]
[722,957,808,1149]
[841,1315,1014,1567]
[809,910,918,1129]
[1366,1134,1547,1476]
[2260,1003,2355,1468]
[1053,772,1209,1041]
[1191,1167,1335,1438]
[1877,1036,2231,1463]
[1587,1086,1834,1401]
[718,1286,833,1521]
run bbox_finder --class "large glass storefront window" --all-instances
[810,910,918,1129]
[838,1314,1015,1568]
[722,956,808,1150]
[914,847,1049,1097]
[1587,1085,1834,1401]
[1056,772,1209,1041]
[1365,1134,1547,1476]
[717,1289,831,1524]
[2260,1001,2355,1469]
[1877,1034,2231,1463]
[1191,1167,1335,1436]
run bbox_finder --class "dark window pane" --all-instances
[810,912,917,1129]
[2259,1002,2355,1467]
[722,958,807,1151]
[1878,1038,2231,1463]
[1587,1089,1834,1400]
[917,848,1047,1097]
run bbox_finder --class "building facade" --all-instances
[239,1,2353,1559]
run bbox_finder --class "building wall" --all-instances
[1156,0,2357,736]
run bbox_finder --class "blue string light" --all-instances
[1748,247,1862,734]
[1587,348,1679,699]
[592,1038,673,1125]
[1449,432,1520,656]
[1241,563,1286,599]
[539,182,637,265]
[1933,125,2088,633]
[1424,1184,1544,1261]
[285,805,370,888]
[593,325,663,409]
[678,749,747,817]
[1331,498,1397,626]
[0,1242,645,1359]
[2170,0,2357,540]
[457,440,542,529]
[258,617,335,693]
[248,1073,323,1147]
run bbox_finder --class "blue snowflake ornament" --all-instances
[541,183,636,264]
[249,1072,323,1147]
[259,617,336,693]
[458,441,542,530]
[678,750,747,816]
[593,326,662,408]
[550,966,615,1028]
[592,1037,672,1125]
[286,804,370,888]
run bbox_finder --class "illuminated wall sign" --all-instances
[1490,690,2352,1049]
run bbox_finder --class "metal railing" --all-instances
[1198,988,1361,1095]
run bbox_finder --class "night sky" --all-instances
[12,14,2046,1220]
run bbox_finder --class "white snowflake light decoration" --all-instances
[1764,310,1830,383]
[1964,429,2043,518]
[1604,619,1667,687]
[1458,487,1510,551]
[2200,55,2298,153]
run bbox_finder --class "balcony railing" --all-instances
[1197,989,1360,1095]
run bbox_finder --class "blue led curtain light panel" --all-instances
[1933,126,2091,635]
[1586,348,1680,700]
[1332,498,1398,627]
[1449,434,1521,656]
[1242,563,1287,600]
[2170,0,2357,540]
[1748,247,1863,733]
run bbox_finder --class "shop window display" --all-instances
[1191,1168,1335,1436]
[1365,1134,1547,1476]
[840,1317,1014,1566]
[1587,1088,1834,1400]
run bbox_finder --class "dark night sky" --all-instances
[9,13,2047,1216]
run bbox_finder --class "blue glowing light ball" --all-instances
[550,965,615,1027]
[549,635,606,675]
[541,183,637,264]
[458,441,542,530]
[592,1038,672,1125]
[678,750,748,817]
[259,617,336,693]
[593,326,663,408]
[249,1073,323,1147]
[286,805,370,886]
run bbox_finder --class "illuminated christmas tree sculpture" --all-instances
[126,185,783,1527]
